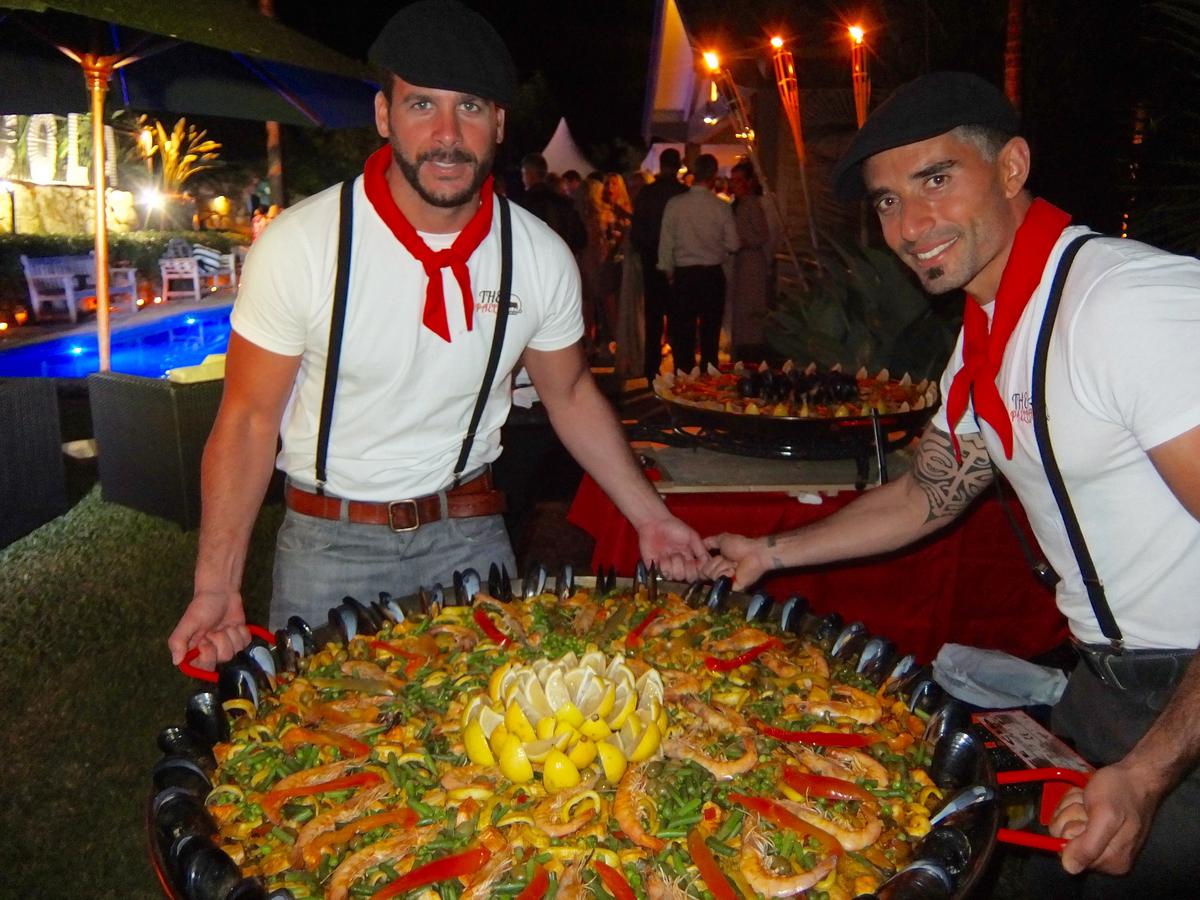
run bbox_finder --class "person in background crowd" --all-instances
[703,71,1200,897]
[728,160,772,358]
[579,177,619,356]
[630,148,687,380]
[516,151,586,254]
[658,153,738,373]
[561,169,582,200]
[546,171,565,197]
[168,0,707,672]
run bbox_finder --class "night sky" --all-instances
[253,1,1194,242]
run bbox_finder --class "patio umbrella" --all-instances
[0,0,379,370]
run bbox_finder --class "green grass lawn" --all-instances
[0,488,282,899]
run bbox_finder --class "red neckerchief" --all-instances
[362,145,494,342]
[944,198,1072,461]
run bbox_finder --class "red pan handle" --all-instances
[178,624,276,682]
[995,767,1091,853]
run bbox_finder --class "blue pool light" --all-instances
[70,345,84,355]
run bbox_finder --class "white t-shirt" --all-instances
[933,226,1200,649]
[231,176,583,501]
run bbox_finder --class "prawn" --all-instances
[555,855,589,899]
[786,683,882,725]
[614,764,666,851]
[439,764,496,792]
[532,786,601,838]
[663,733,758,780]
[777,798,883,852]
[682,696,751,734]
[460,843,516,900]
[341,659,406,692]
[662,668,703,702]
[792,745,889,788]
[326,826,433,900]
[291,783,390,866]
[761,642,830,681]
[647,870,692,899]
[706,626,775,654]
[428,623,478,651]
[739,824,838,898]
[643,608,696,638]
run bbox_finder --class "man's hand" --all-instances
[701,533,773,589]
[636,515,708,582]
[1050,761,1163,876]
[168,590,251,670]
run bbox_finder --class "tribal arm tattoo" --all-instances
[912,427,994,525]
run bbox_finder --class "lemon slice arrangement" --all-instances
[195,582,944,900]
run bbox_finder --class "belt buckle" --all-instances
[387,498,420,532]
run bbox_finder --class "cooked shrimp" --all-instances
[793,745,889,788]
[647,870,692,899]
[266,758,368,796]
[662,669,702,702]
[643,608,695,638]
[614,764,666,851]
[459,846,516,900]
[572,603,601,635]
[291,783,390,866]
[341,659,406,692]
[706,626,774,654]
[777,798,883,852]
[739,824,838,897]
[440,764,496,792]
[682,696,751,734]
[555,855,589,899]
[428,623,478,651]
[786,683,882,725]
[663,733,758,780]
[326,827,432,900]
[532,787,600,838]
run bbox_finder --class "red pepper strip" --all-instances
[626,606,665,648]
[750,718,871,748]
[301,808,417,868]
[593,860,637,900]
[782,766,873,802]
[367,640,428,677]
[472,607,513,647]
[515,864,550,900]
[371,845,492,900]
[704,638,782,672]
[260,771,383,822]
[686,828,740,900]
[280,726,370,759]
[728,793,843,857]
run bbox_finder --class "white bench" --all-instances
[21,253,138,323]
[160,244,239,303]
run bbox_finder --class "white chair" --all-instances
[159,243,238,303]
[160,256,202,303]
[21,253,138,322]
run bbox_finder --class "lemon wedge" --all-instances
[580,714,612,742]
[555,701,585,730]
[522,738,556,763]
[607,685,637,730]
[505,701,537,743]
[596,740,628,783]
[463,720,496,766]
[488,722,510,755]
[488,661,514,704]
[542,749,581,792]
[628,720,661,763]
[543,668,570,710]
[593,683,617,719]
[477,705,504,739]
[567,735,598,769]
[535,716,557,741]
[498,738,534,783]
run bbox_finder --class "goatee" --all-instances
[393,145,494,209]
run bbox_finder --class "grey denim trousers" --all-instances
[269,504,515,630]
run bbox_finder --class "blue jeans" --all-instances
[269,500,515,630]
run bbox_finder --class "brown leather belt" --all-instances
[285,470,506,532]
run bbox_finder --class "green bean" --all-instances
[714,808,744,842]
[269,826,295,845]
[706,835,737,857]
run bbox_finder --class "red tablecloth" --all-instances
[567,476,1066,663]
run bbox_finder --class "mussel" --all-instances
[812,611,844,644]
[284,616,317,656]
[857,637,897,683]
[554,564,574,601]
[705,576,732,612]
[227,878,269,900]
[831,621,869,660]
[882,654,919,693]
[745,591,775,623]
[157,725,217,771]
[907,677,947,715]
[633,559,649,590]
[778,595,809,634]
[488,563,515,601]
[217,654,266,710]
[186,690,229,746]
[453,568,482,605]
[246,643,277,686]
[923,699,972,749]
[340,595,383,633]
[152,787,218,858]
[682,579,708,609]
[184,845,242,900]
[929,729,991,790]
[522,562,548,599]
[871,860,953,899]
[328,602,358,643]
[374,591,406,625]
[153,754,213,796]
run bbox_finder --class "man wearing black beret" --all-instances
[705,71,1200,894]
[170,0,707,671]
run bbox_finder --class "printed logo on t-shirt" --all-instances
[1010,390,1033,425]
[476,290,523,315]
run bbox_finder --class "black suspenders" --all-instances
[313,180,513,496]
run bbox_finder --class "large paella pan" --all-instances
[150,566,1060,900]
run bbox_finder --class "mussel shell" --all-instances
[554,564,574,601]
[246,644,277,684]
[157,725,217,770]
[265,890,298,900]
[929,729,991,790]
[499,564,514,601]
[341,595,383,633]
[184,845,242,900]
[168,831,214,889]
[874,860,953,900]
[633,559,649,589]
[153,754,214,796]
[706,576,732,612]
[916,826,973,879]
[285,616,317,656]
[328,603,358,643]
[778,595,808,634]
[923,699,972,749]
[153,787,218,855]
[883,654,918,693]
[813,611,844,644]
[857,637,897,683]
[217,659,260,710]
[488,562,503,599]
[745,591,775,623]
[907,677,947,715]
[272,627,300,674]
[452,568,482,606]
[522,563,548,599]
[682,579,708,609]
[831,621,868,660]
[373,592,406,625]
[929,784,995,828]
[647,563,660,604]
[186,691,229,746]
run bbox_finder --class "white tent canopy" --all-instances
[541,118,595,177]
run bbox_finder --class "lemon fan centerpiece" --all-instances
[462,650,666,791]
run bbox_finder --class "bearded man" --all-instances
[169,0,706,668]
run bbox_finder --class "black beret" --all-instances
[368,0,518,108]
[831,71,1019,202]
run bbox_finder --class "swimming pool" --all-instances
[0,304,233,379]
